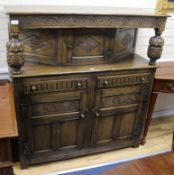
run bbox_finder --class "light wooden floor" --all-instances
[13,116,174,175]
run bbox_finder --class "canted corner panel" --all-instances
[97,73,150,88]
[23,78,88,94]
[19,29,57,65]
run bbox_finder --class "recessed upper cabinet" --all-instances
[19,28,137,65]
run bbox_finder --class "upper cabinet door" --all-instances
[57,28,116,65]
[91,73,151,149]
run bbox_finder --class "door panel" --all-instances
[25,91,88,158]
[91,86,144,147]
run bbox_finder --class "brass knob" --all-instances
[77,82,82,88]
[31,85,37,91]
[95,112,100,117]
[140,77,145,82]
[104,80,109,86]
[168,83,174,90]
[80,113,85,119]
[85,108,89,113]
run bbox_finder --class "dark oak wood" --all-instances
[12,57,156,169]
[142,61,174,145]
[101,152,174,175]
[6,9,169,73]
[6,10,168,168]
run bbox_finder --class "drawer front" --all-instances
[23,78,88,94]
[97,73,150,89]
[154,80,174,93]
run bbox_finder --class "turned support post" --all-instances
[148,28,164,65]
[6,19,24,74]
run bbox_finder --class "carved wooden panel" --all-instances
[97,73,150,88]
[18,28,137,66]
[72,29,104,57]
[19,29,57,65]
[15,15,167,31]
[23,78,88,94]
[101,93,140,108]
[32,100,79,116]
[114,29,137,60]
[26,91,88,155]
[91,84,148,148]
[57,29,115,65]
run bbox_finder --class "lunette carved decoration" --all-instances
[6,19,25,74]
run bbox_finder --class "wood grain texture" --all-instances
[0,82,18,138]
[101,152,174,175]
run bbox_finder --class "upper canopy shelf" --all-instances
[5,6,169,30]
[4,5,169,16]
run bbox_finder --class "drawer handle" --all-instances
[95,112,100,117]
[77,82,82,88]
[31,85,37,91]
[103,80,109,86]
[140,77,145,82]
[80,113,85,119]
[168,83,174,90]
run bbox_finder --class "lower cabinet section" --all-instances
[15,69,154,168]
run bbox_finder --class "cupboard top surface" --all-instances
[4,6,169,17]
[10,54,156,78]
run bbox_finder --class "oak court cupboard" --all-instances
[5,6,169,168]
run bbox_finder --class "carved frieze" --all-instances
[32,100,79,116]
[101,93,140,108]
[23,78,88,94]
[15,15,167,32]
[97,73,150,88]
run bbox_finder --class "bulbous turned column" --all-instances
[6,19,25,74]
[147,28,164,65]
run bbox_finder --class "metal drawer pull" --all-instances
[140,77,145,82]
[80,113,85,119]
[31,85,37,91]
[103,80,109,86]
[168,83,174,90]
[95,112,100,117]
[77,82,82,88]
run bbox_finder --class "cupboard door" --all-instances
[24,91,88,164]
[91,85,148,148]
[57,29,115,65]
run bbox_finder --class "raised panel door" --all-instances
[91,85,148,148]
[22,90,89,166]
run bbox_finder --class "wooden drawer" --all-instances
[97,73,150,89]
[23,78,88,94]
[154,80,174,93]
